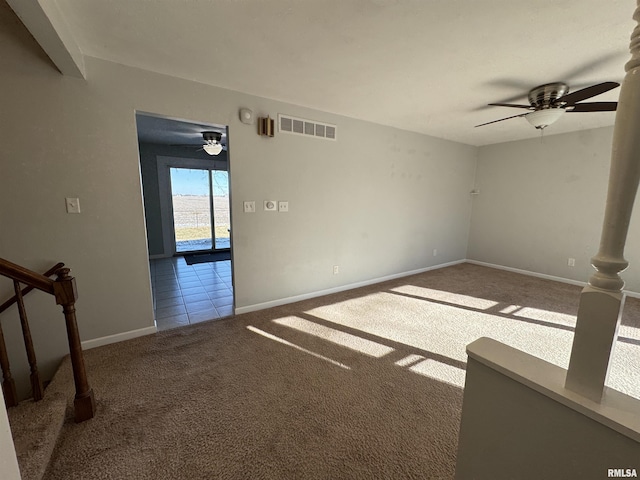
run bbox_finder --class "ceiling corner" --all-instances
[6,0,85,79]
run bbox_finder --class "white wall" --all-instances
[0,6,477,391]
[468,126,640,292]
[456,338,640,479]
[0,398,21,480]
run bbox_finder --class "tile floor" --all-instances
[150,256,234,331]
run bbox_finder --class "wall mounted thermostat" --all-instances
[264,200,277,211]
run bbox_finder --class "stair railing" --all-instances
[0,258,95,422]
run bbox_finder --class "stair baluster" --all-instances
[0,258,95,422]
[13,280,44,401]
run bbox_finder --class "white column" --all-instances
[565,0,640,402]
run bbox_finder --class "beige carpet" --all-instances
[39,263,640,479]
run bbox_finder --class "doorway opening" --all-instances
[136,112,234,331]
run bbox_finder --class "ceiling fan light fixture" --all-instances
[203,142,223,155]
[525,108,566,129]
[201,131,223,155]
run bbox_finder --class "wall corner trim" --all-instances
[465,259,587,287]
[81,326,157,350]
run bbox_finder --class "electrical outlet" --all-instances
[568,258,576,267]
[65,197,81,214]
[264,200,277,212]
[243,201,255,213]
[278,201,289,212]
[333,265,339,275]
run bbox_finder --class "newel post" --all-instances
[565,1,640,402]
[53,267,95,422]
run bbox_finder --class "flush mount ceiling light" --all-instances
[202,131,223,155]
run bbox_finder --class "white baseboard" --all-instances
[80,259,640,350]
[465,260,587,287]
[235,259,466,315]
[81,326,157,350]
[465,259,640,298]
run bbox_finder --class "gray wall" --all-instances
[0,7,477,394]
[468,126,640,292]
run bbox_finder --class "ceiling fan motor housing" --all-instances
[528,82,569,108]
[203,131,222,143]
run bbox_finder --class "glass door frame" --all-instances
[210,170,231,250]
[170,167,216,254]
[157,155,230,257]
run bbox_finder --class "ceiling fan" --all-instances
[475,81,620,129]
[171,131,226,155]
[201,131,224,155]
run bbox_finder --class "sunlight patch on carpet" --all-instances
[409,359,466,388]
[272,316,394,358]
[390,285,499,310]
[499,305,523,314]
[619,323,640,340]
[247,326,351,370]
[514,307,576,327]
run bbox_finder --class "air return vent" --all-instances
[278,114,337,141]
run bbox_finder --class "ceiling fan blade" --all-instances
[488,103,534,110]
[558,82,620,105]
[567,102,617,112]
[559,53,625,83]
[475,113,528,128]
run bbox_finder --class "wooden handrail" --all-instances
[0,262,64,315]
[0,258,54,295]
[0,262,63,407]
[0,258,95,422]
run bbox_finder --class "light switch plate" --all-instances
[278,201,289,212]
[243,201,256,213]
[264,200,277,212]
[65,197,81,214]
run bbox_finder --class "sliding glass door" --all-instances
[169,167,230,253]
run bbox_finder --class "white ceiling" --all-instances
[14,0,639,146]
